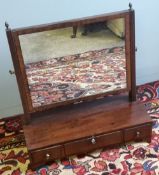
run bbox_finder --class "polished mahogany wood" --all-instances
[65,131,123,156]
[24,94,152,169]
[124,124,152,142]
[12,10,131,35]
[6,9,136,117]
[6,30,31,123]
[30,145,65,168]
[128,10,136,101]
[23,94,152,150]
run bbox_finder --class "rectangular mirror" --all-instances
[6,10,136,115]
[19,18,126,108]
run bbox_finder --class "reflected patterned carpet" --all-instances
[25,46,126,108]
[0,81,159,175]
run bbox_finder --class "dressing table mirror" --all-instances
[6,7,136,118]
[6,5,152,169]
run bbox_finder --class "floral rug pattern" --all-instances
[25,46,126,108]
[0,117,25,151]
[0,81,159,175]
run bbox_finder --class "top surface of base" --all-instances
[23,95,152,150]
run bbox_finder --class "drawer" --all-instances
[65,131,123,156]
[124,124,152,142]
[30,145,65,165]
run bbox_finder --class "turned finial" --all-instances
[129,3,132,10]
[5,22,10,30]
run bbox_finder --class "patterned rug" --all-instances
[25,46,126,108]
[0,81,159,175]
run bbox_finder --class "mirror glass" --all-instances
[19,18,126,108]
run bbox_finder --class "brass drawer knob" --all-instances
[91,136,96,144]
[46,153,50,160]
[136,131,141,138]
[135,131,142,142]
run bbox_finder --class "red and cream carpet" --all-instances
[25,46,126,108]
[0,81,159,175]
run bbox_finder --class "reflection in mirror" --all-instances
[19,18,126,108]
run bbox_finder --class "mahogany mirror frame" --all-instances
[6,8,136,124]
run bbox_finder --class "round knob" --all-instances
[136,131,141,138]
[9,70,15,75]
[91,136,96,144]
[46,153,50,160]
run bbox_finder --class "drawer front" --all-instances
[65,131,123,156]
[124,124,152,142]
[30,145,65,165]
